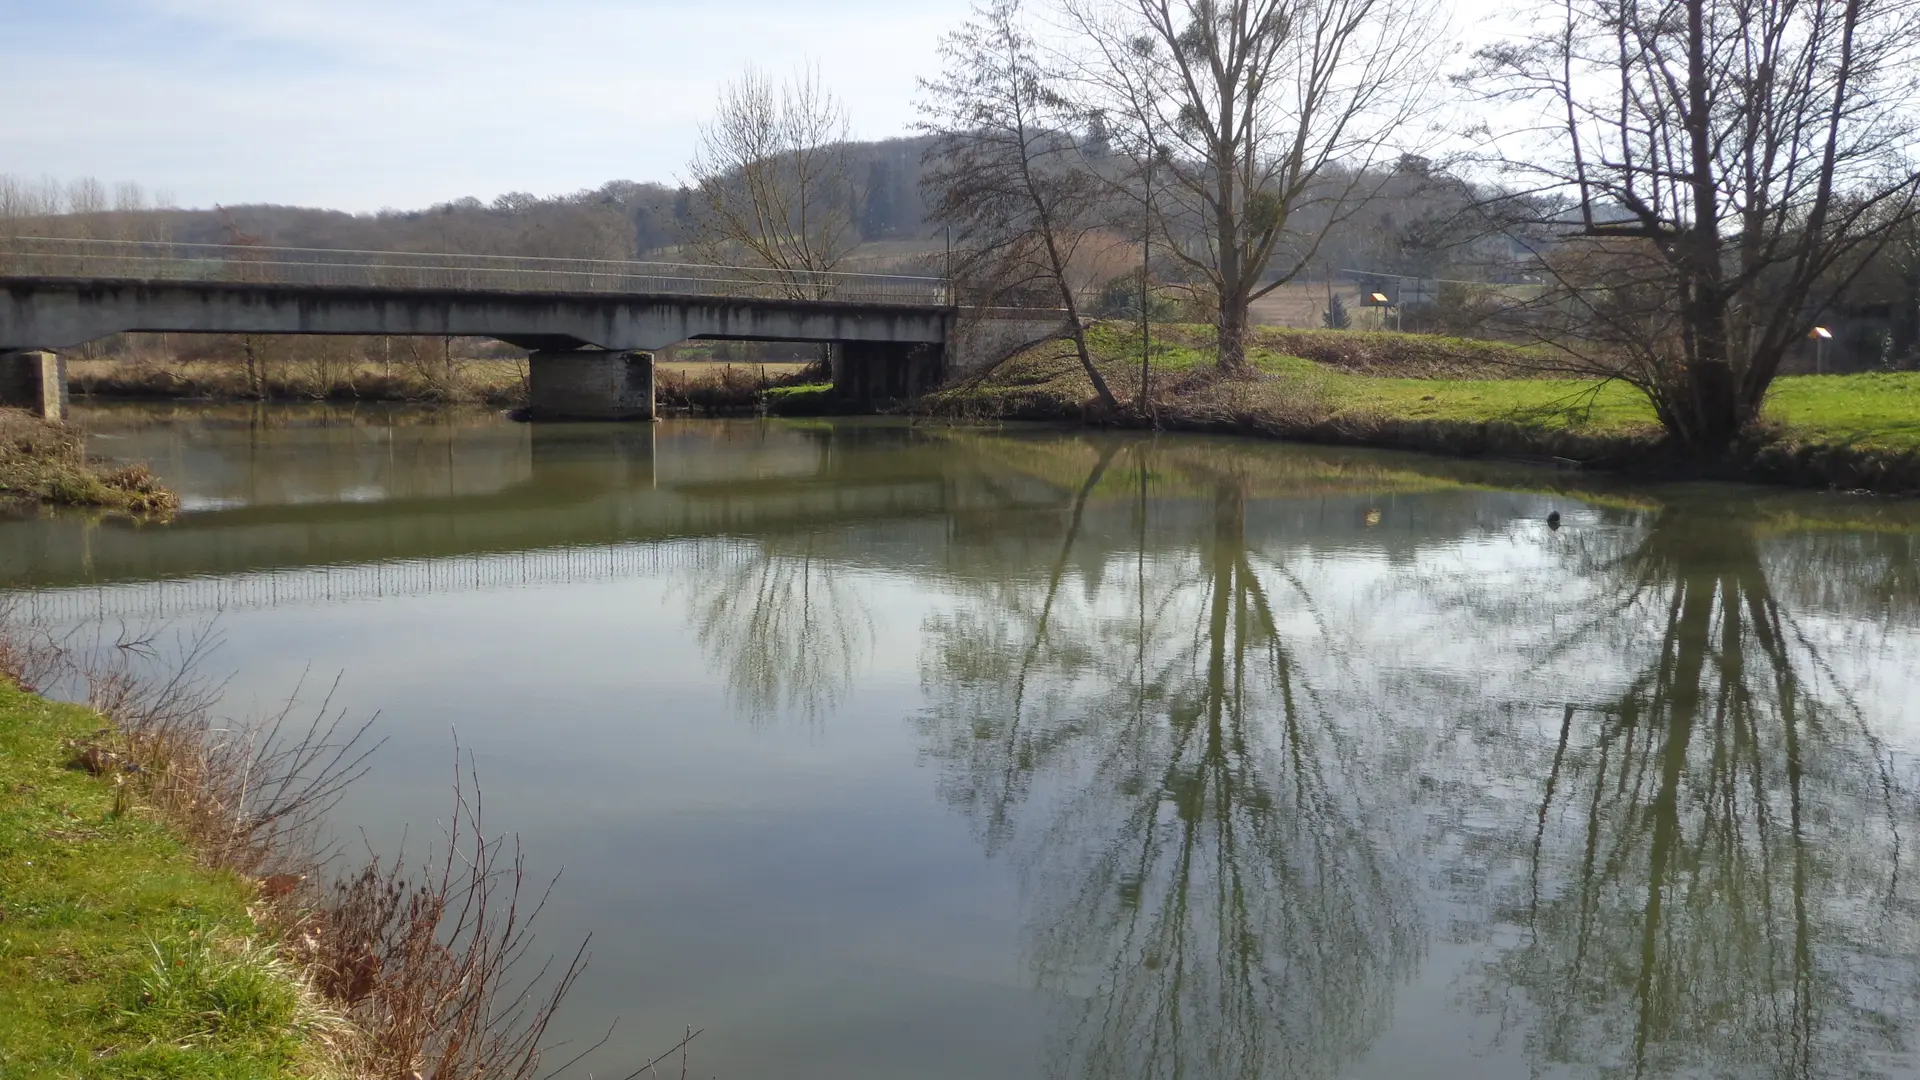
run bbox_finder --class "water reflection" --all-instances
[920,445,1420,1080]
[1477,505,1920,1079]
[680,531,873,723]
[8,408,1920,1079]
[917,450,1920,1080]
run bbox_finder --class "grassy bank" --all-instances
[0,680,333,1079]
[0,609,636,1079]
[0,408,177,515]
[921,323,1920,494]
[71,355,822,416]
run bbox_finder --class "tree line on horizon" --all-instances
[0,140,932,267]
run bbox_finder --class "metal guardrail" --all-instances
[0,236,954,307]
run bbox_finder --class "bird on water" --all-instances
[1547,511,1562,530]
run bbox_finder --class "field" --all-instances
[67,355,817,411]
[925,322,1920,491]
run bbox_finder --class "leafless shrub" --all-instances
[297,748,590,1080]
[78,626,378,878]
[0,600,64,691]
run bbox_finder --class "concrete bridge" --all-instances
[0,237,964,420]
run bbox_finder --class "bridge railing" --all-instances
[0,236,954,307]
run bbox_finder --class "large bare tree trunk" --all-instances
[1217,300,1250,376]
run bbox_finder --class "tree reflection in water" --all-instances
[674,423,1920,1077]
[1479,505,1920,1079]
[918,445,1420,1080]
[678,531,873,724]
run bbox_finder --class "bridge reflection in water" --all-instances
[8,539,758,623]
[0,413,1013,592]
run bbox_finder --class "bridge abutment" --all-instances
[0,350,68,421]
[527,350,655,421]
[833,342,944,405]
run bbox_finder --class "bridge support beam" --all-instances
[527,350,654,421]
[0,350,68,421]
[833,342,944,406]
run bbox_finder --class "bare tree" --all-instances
[921,0,1123,412]
[684,66,860,298]
[1060,0,1446,373]
[1475,0,1920,452]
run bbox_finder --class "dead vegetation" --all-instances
[656,361,824,414]
[0,407,178,514]
[68,353,529,408]
[0,616,675,1079]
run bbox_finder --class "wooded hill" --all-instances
[0,137,939,267]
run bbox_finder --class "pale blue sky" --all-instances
[0,0,975,211]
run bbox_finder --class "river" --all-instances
[5,402,1920,1079]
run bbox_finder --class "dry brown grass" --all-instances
[0,407,179,514]
[291,757,590,1080]
[69,356,529,407]
[656,360,823,414]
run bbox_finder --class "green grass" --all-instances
[762,383,838,416]
[1323,373,1659,434]
[955,323,1920,453]
[1323,367,1920,446]
[0,680,325,1079]
[1763,372,1920,449]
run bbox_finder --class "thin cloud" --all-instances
[1,0,968,211]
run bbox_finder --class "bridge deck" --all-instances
[0,236,951,307]
[0,238,958,358]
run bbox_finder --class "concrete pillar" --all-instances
[0,350,69,421]
[832,342,945,406]
[526,350,655,421]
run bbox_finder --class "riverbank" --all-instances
[0,408,178,515]
[69,356,820,415]
[917,324,1920,495]
[67,356,529,407]
[0,615,613,1079]
[0,678,334,1078]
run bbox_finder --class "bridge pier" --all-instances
[526,350,655,421]
[0,350,68,421]
[833,342,944,406]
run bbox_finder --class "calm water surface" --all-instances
[6,403,1920,1079]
